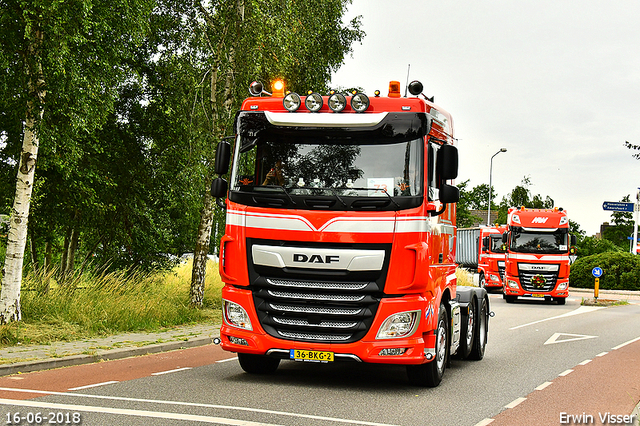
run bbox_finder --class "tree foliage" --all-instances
[496,176,554,224]
[570,252,640,290]
[625,140,640,160]
[0,0,364,316]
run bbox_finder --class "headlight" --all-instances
[557,282,569,290]
[305,92,323,112]
[350,92,370,113]
[489,274,500,281]
[508,280,519,289]
[223,300,252,330]
[328,92,347,112]
[283,92,301,112]
[376,310,420,339]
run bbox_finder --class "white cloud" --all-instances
[332,0,640,235]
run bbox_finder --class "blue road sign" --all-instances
[602,201,634,212]
[592,267,603,278]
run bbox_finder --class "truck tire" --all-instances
[555,297,566,305]
[407,302,448,387]
[504,295,517,303]
[467,297,488,360]
[457,297,476,359]
[238,353,280,374]
[479,274,485,289]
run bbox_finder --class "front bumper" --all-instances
[220,286,438,365]
[503,276,569,298]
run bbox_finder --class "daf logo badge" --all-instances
[293,254,340,264]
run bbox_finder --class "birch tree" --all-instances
[0,0,153,323]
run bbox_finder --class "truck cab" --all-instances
[502,207,576,304]
[211,79,490,387]
[478,225,507,290]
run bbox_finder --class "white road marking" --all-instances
[596,351,608,357]
[558,369,573,377]
[510,306,604,330]
[0,387,400,426]
[151,367,192,376]
[473,419,494,426]
[217,357,239,363]
[544,333,597,345]
[0,398,283,426]
[68,381,118,391]
[505,397,526,409]
[535,381,553,391]
[579,359,592,366]
[612,336,640,350]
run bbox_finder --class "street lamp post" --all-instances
[487,148,507,226]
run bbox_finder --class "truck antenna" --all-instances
[404,64,411,97]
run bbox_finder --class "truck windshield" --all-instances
[228,113,426,211]
[490,236,506,253]
[509,227,569,254]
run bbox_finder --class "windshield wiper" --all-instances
[256,185,297,206]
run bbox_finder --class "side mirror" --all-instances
[437,144,458,181]
[214,140,232,175]
[482,236,490,252]
[570,234,577,246]
[211,177,228,198]
[439,183,459,204]
[502,232,508,243]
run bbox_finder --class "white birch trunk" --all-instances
[0,28,45,324]
[189,0,243,307]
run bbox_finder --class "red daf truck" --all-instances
[210,79,490,387]
[456,226,507,290]
[502,207,576,304]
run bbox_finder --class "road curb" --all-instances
[0,336,218,377]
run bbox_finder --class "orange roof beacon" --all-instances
[210,79,491,387]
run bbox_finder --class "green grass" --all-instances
[456,268,476,287]
[0,260,223,348]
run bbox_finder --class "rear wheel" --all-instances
[468,297,488,360]
[407,302,449,387]
[457,298,476,359]
[238,353,280,374]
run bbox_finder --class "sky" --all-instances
[330,0,640,237]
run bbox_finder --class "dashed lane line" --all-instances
[151,367,192,376]
[535,382,553,391]
[68,381,119,391]
[504,397,526,409]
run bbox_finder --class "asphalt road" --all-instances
[0,294,638,426]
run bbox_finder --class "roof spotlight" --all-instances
[283,92,301,112]
[249,81,270,97]
[408,80,424,96]
[305,93,323,112]
[350,92,370,113]
[328,93,347,112]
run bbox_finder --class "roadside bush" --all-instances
[570,252,640,290]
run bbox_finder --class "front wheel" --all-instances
[555,297,566,305]
[238,353,280,374]
[504,295,517,303]
[407,302,449,387]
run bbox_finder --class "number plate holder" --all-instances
[290,349,334,363]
